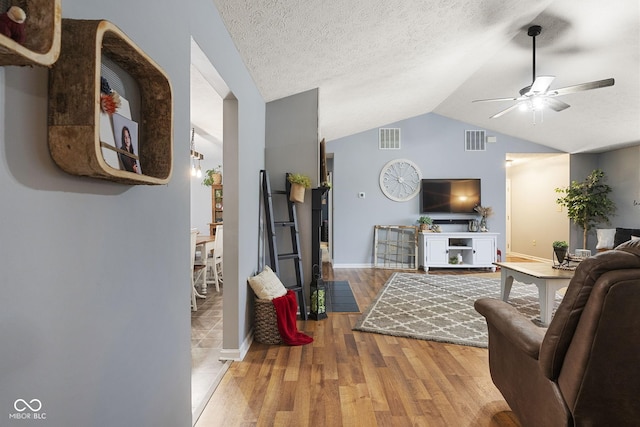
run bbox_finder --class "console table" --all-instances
[418,232,498,271]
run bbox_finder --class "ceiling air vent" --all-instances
[379,128,401,150]
[465,130,486,151]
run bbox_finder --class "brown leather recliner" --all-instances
[475,239,640,427]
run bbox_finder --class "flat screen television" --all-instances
[421,179,481,213]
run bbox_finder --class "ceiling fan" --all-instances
[473,25,615,119]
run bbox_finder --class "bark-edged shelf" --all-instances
[48,19,173,185]
[0,0,61,66]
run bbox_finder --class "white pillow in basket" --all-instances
[247,265,287,300]
[596,228,616,249]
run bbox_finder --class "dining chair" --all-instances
[207,225,223,292]
[190,228,206,311]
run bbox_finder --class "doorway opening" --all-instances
[189,38,238,424]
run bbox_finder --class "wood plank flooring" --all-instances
[195,266,521,426]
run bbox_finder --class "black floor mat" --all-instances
[325,281,359,312]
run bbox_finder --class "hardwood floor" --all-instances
[195,266,521,426]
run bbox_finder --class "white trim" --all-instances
[219,330,254,361]
[508,251,552,263]
[332,263,374,269]
[191,359,231,426]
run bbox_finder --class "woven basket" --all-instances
[254,298,282,344]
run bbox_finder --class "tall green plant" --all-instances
[555,169,616,248]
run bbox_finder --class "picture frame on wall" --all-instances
[112,113,141,174]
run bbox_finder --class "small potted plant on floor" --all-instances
[552,240,569,264]
[287,173,312,203]
[417,216,433,232]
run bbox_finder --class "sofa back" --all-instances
[539,240,640,421]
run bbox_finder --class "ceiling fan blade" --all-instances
[472,96,518,103]
[529,75,555,94]
[545,97,570,112]
[490,103,521,119]
[550,78,615,96]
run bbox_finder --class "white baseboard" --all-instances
[332,263,373,269]
[219,330,254,361]
[508,252,552,263]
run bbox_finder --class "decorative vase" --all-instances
[554,248,568,264]
[289,183,306,203]
[419,224,429,232]
[480,216,488,232]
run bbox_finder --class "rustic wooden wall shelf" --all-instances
[0,0,61,66]
[48,19,173,185]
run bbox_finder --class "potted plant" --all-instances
[287,173,311,203]
[555,169,616,249]
[202,165,222,186]
[417,216,433,232]
[552,240,569,264]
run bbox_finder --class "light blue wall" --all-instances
[0,1,265,426]
[191,0,266,353]
[327,113,560,266]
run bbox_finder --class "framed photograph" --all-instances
[112,113,141,174]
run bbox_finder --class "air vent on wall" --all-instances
[379,128,401,150]
[465,130,486,151]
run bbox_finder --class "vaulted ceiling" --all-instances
[200,0,639,153]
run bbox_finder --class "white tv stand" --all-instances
[419,232,498,271]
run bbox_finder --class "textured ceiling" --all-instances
[205,0,640,153]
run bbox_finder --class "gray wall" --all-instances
[0,1,265,426]
[565,153,599,250]
[327,113,560,266]
[599,145,640,229]
[558,148,640,252]
[265,89,319,300]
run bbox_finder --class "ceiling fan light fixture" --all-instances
[473,25,614,119]
[532,97,544,110]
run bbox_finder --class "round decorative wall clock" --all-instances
[379,159,422,201]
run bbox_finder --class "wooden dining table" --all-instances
[195,234,215,295]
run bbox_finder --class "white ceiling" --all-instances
[198,0,639,154]
[190,39,224,150]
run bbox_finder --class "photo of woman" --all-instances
[119,126,138,173]
[112,113,141,174]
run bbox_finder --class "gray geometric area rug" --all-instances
[353,273,563,348]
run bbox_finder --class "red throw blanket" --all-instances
[271,290,313,345]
